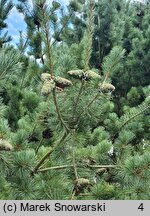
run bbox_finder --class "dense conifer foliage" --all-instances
[0,0,150,200]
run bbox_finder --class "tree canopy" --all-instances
[0,0,150,200]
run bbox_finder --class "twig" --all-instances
[78,193,92,197]
[72,79,85,116]
[31,131,69,175]
[70,190,76,200]
[88,164,115,168]
[52,88,70,132]
[38,164,116,172]
[76,92,100,124]
[52,13,73,46]
[35,138,44,155]
[86,92,100,108]
[72,145,78,180]
[45,26,53,78]
[38,165,73,172]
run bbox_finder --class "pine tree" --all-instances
[0,0,13,47]
[17,0,64,64]
[0,0,150,200]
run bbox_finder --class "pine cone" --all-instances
[41,73,51,82]
[41,80,55,96]
[67,69,101,80]
[76,178,90,187]
[67,69,84,79]
[85,70,101,80]
[99,83,115,92]
[74,178,90,195]
[54,76,72,87]
[0,139,13,151]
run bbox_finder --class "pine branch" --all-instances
[72,149,78,180]
[52,88,70,132]
[38,165,73,172]
[102,46,125,82]
[0,0,13,22]
[88,165,115,169]
[111,100,150,143]
[119,102,150,131]
[84,0,95,70]
[52,12,73,46]
[38,164,116,172]
[44,25,53,78]
[0,49,22,79]
[76,92,100,125]
[35,138,44,155]
[31,131,69,175]
[72,79,85,116]
[41,8,71,132]
[70,0,95,125]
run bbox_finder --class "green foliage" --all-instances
[0,48,22,79]
[0,0,150,200]
[0,0,13,47]
[69,0,81,12]
[102,46,125,75]
[22,91,40,112]
[0,174,12,199]
[116,153,150,199]
[91,181,115,200]
[119,98,150,131]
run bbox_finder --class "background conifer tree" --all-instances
[0,0,13,47]
[0,0,150,200]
